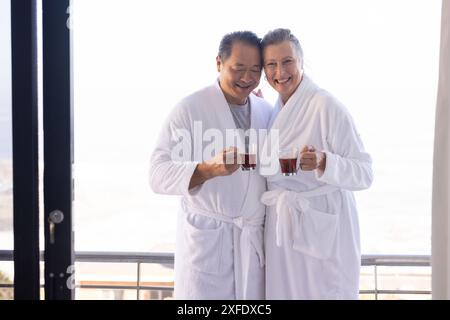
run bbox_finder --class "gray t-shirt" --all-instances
[228,100,251,131]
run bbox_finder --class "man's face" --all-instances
[217,41,262,105]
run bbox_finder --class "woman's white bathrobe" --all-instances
[261,75,373,299]
[149,80,272,299]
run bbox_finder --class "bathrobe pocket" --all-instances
[291,207,338,260]
[184,214,225,275]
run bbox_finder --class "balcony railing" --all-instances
[0,250,431,300]
[360,254,430,299]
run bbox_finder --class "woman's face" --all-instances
[263,41,303,104]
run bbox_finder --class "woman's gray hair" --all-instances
[261,28,303,62]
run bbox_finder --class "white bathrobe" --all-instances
[149,80,272,299]
[261,75,373,299]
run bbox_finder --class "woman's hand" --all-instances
[252,89,264,98]
[299,146,326,172]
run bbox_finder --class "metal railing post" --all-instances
[136,261,141,300]
[374,265,378,300]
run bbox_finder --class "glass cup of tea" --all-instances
[240,143,257,171]
[278,147,299,176]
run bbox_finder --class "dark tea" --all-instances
[241,153,257,171]
[279,158,297,176]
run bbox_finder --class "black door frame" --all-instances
[11,0,40,300]
[42,0,74,300]
[10,0,74,300]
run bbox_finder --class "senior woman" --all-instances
[260,28,373,299]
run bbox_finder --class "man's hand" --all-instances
[189,147,240,190]
[299,145,326,172]
[205,147,241,177]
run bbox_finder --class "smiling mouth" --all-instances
[275,78,291,85]
[236,83,252,89]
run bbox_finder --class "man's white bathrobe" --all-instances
[149,80,272,299]
[261,75,373,299]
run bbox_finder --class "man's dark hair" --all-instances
[218,31,262,64]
